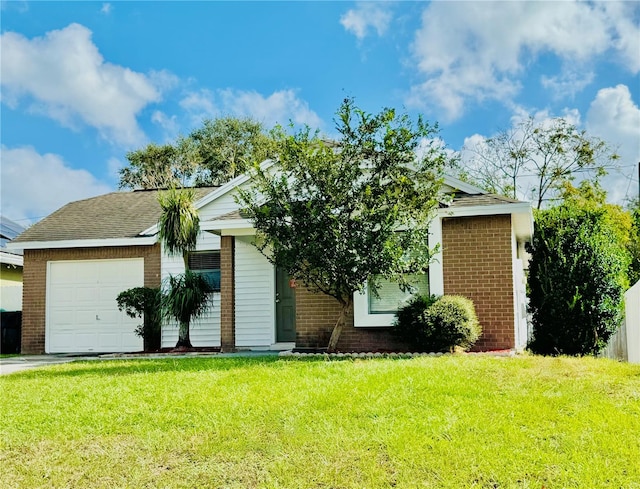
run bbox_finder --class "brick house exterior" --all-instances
[10,169,532,354]
[256,214,519,353]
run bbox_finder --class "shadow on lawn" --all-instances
[10,355,288,379]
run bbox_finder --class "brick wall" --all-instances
[295,214,516,352]
[21,244,161,354]
[442,215,515,350]
[295,286,409,352]
[220,236,235,352]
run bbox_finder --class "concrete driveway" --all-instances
[0,350,280,375]
[0,355,83,375]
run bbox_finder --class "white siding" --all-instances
[235,236,275,348]
[160,232,221,348]
[626,281,640,364]
[0,284,22,312]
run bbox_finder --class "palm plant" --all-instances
[162,270,212,349]
[158,187,200,268]
[158,187,211,349]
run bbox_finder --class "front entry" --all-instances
[275,267,296,342]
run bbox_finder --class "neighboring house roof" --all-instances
[1,216,26,265]
[447,193,521,208]
[9,187,217,248]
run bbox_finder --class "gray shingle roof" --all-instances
[12,188,216,243]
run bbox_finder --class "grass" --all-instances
[1,355,639,488]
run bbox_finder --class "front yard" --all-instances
[1,355,639,488]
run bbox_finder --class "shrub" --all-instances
[394,294,439,348]
[116,287,162,351]
[527,204,629,356]
[394,294,480,352]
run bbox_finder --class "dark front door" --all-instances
[275,267,296,342]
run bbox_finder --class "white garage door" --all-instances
[46,259,144,353]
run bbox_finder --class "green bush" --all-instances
[394,295,480,352]
[116,287,162,351]
[527,205,629,356]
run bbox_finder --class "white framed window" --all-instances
[353,217,443,327]
[367,274,430,314]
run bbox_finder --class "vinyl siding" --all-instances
[234,236,275,348]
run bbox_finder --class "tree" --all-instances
[157,187,211,349]
[118,117,276,189]
[190,117,277,186]
[119,142,195,190]
[462,117,619,208]
[527,188,631,356]
[237,99,448,352]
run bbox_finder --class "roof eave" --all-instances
[0,251,24,267]
[438,202,534,241]
[6,236,158,251]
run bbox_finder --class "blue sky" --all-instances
[1,1,639,224]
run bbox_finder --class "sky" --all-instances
[1,1,639,225]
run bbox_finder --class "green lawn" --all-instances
[1,355,639,488]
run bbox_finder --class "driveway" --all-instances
[0,355,83,375]
[0,351,281,375]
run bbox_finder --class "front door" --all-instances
[275,267,296,342]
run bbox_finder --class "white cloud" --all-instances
[100,3,111,15]
[0,146,113,224]
[341,2,393,40]
[179,88,322,129]
[541,71,595,100]
[107,157,125,181]
[151,110,179,138]
[587,85,640,202]
[408,1,640,121]
[0,23,163,147]
[179,89,218,124]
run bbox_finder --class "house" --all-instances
[1,216,26,313]
[9,167,533,354]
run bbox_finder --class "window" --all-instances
[368,274,430,314]
[188,251,221,292]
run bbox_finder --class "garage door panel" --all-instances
[47,259,144,353]
[77,287,100,303]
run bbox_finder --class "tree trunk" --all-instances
[327,298,352,353]
[175,320,192,349]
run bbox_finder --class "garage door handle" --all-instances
[96,315,100,320]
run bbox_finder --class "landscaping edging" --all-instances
[279,349,517,359]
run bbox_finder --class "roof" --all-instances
[12,187,217,244]
[1,216,26,257]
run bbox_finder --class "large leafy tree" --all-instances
[462,117,619,208]
[190,117,277,186]
[238,99,448,351]
[527,182,631,356]
[158,187,212,349]
[119,142,196,190]
[119,117,276,189]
